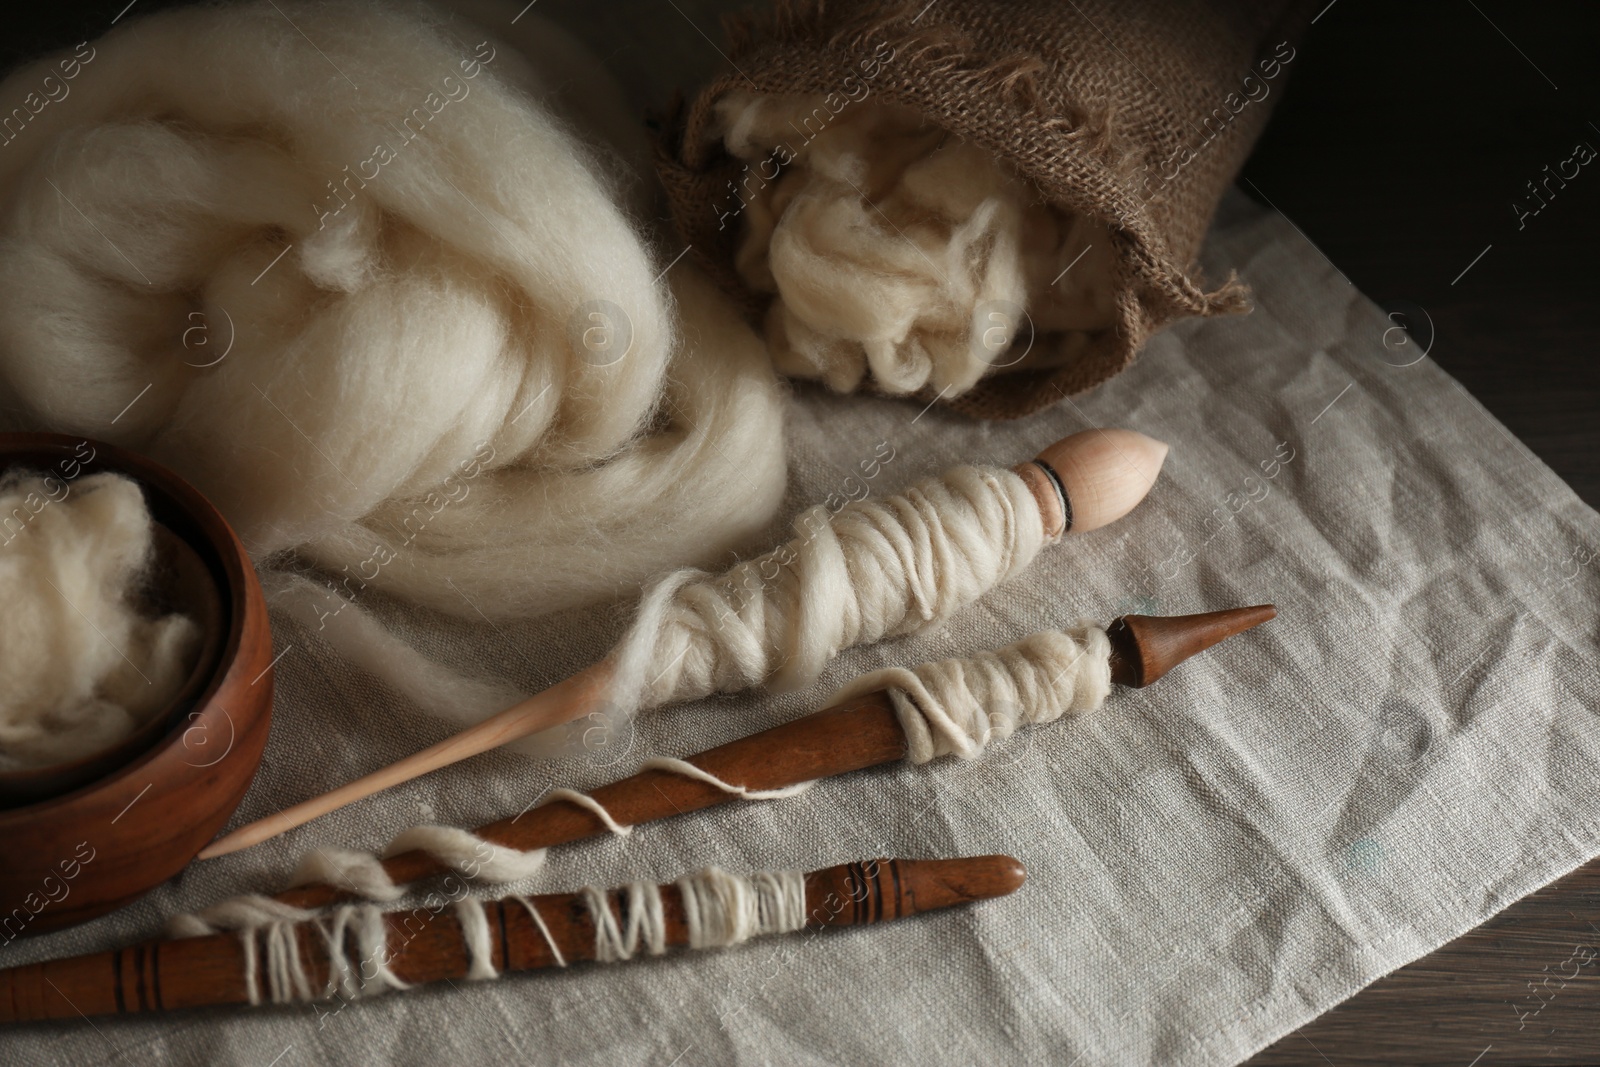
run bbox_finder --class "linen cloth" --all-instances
[5,5,1600,1062]
[6,187,1599,1066]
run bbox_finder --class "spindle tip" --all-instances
[1107,604,1276,687]
[894,855,1028,912]
[1034,429,1168,535]
[981,855,1029,897]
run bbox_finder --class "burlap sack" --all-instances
[657,0,1315,418]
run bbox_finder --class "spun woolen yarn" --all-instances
[185,866,809,1006]
[607,463,1051,720]
[0,1,787,623]
[833,624,1112,763]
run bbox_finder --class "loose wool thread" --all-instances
[0,1,787,627]
[715,93,1119,397]
[219,867,807,1006]
[0,471,200,769]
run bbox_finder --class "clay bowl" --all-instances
[0,433,273,938]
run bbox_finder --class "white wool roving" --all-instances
[0,472,200,770]
[716,92,1119,397]
[0,1,787,625]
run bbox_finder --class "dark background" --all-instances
[4,1,1597,1063]
[1238,2,1600,1063]
[1240,0,1598,511]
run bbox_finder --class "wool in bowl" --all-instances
[0,0,788,625]
[0,472,200,771]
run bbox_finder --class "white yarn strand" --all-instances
[167,894,318,940]
[676,867,808,950]
[170,759,809,935]
[315,907,360,1000]
[263,916,313,1005]
[318,904,411,1001]
[278,825,550,907]
[585,883,654,963]
[608,464,1048,720]
[229,903,410,1007]
[638,757,815,800]
[586,867,807,962]
[544,789,635,838]
[455,899,499,981]
[512,895,568,968]
[207,867,810,1007]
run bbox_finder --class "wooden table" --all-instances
[1240,2,1600,1062]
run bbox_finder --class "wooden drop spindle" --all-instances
[261,604,1274,911]
[199,427,1169,859]
[0,855,1025,1024]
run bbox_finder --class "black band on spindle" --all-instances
[1030,459,1073,533]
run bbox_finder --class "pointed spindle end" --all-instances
[888,855,1027,917]
[1107,604,1276,688]
[1029,428,1169,536]
[815,856,1027,926]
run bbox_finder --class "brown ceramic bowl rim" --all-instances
[0,432,254,816]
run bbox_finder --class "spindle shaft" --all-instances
[281,691,907,908]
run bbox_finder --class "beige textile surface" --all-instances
[5,182,1600,1064]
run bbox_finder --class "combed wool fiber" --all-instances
[0,472,200,770]
[716,93,1118,398]
[0,1,787,626]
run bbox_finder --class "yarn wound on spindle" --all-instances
[188,866,808,1006]
[0,0,787,625]
[832,624,1113,763]
[606,463,1049,719]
